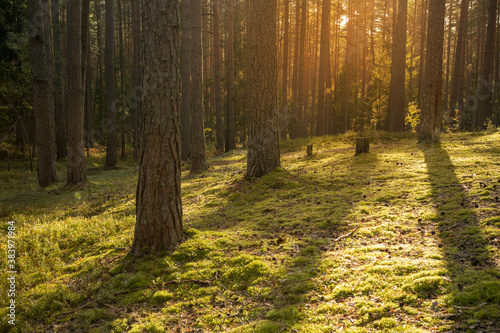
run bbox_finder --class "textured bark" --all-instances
[66,0,86,184]
[344,0,352,132]
[118,0,125,158]
[247,0,280,178]
[388,0,407,132]
[297,0,307,137]
[105,0,117,167]
[82,0,92,149]
[476,0,497,129]
[28,0,57,187]
[443,0,453,113]
[449,0,467,120]
[132,0,182,256]
[181,0,191,161]
[51,0,67,158]
[417,0,427,107]
[281,0,289,139]
[355,137,370,155]
[225,0,236,152]
[214,0,224,152]
[95,0,105,144]
[316,0,330,136]
[131,0,141,159]
[418,0,446,143]
[190,0,207,173]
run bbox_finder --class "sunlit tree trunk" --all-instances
[297,0,308,137]
[281,0,290,139]
[316,0,330,136]
[225,0,236,152]
[181,0,191,161]
[449,0,467,123]
[214,0,224,152]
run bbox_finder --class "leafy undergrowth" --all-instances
[0,131,499,332]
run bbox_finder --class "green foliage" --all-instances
[405,102,420,132]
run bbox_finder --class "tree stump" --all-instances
[355,138,369,156]
[306,144,313,156]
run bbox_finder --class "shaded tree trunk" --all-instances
[418,0,446,143]
[181,0,191,161]
[388,0,407,132]
[225,0,236,152]
[344,0,352,132]
[214,0,224,152]
[190,0,207,173]
[118,0,126,158]
[281,0,290,139]
[95,0,105,144]
[131,0,183,256]
[297,0,308,137]
[105,0,118,167]
[82,0,93,150]
[28,0,57,187]
[67,0,86,183]
[51,0,67,158]
[449,0,467,122]
[316,0,330,136]
[131,0,141,159]
[247,0,280,178]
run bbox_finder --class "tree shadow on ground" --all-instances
[421,143,500,331]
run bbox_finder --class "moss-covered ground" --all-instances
[0,131,499,332]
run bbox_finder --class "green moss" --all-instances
[151,290,174,304]
[265,306,302,323]
[402,276,450,295]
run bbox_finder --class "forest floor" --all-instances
[1,131,499,333]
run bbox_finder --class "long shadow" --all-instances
[421,143,500,330]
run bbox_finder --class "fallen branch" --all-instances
[54,301,96,317]
[333,227,359,242]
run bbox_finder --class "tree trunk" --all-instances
[117,0,125,158]
[225,0,236,152]
[344,0,352,132]
[443,0,453,115]
[131,0,141,159]
[388,0,407,132]
[449,0,467,122]
[28,0,57,187]
[82,0,93,150]
[190,0,207,173]
[247,0,280,178]
[51,0,67,159]
[418,0,446,143]
[417,0,427,107]
[131,0,183,256]
[281,0,290,139]
[105,0,118,167]
[476,0,497,129]
[181,0,191,161]
[66,0,86,184]
[95,0,105,144]
[297,0,308,137]
[355,137,369,155]
[214,0,224,152]
[316,0,330,136]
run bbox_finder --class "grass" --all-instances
[0,131,499,332]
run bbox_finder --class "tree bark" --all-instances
[344,0,352,132]
[66,0,86,184]
[418,0,446,143]
[316,0,330,136]
[190,0,207,173]
[131,0,183,256]
[355,137,369,155]
[297,0,308,137]
[225,0,236,152]
[82,0,93,150]
[131,0,141,159]
[181,0,191,161]
[247,0,280,178]
[95,0,105,144]
[28,0,57,187]
[449,0,467,122]
[388,0,407,132]
[214,0,224,152]
[281,0,290,139]
[51,0,67,159]
[118,0,126,158]
[105,0,118,167]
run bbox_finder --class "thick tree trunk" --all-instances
[132,0,183,256]
[225,0,236,152]
[131,0,141,159]
[281,0,290,139]
[105,0,118,167]
[247,0,280,178]
[388,0,407,132]
[66,0,86,184]
[51,0,67,159]
[476,0,497,129]
[28,0,57,187]
[355,137,369,155]
[449,0,467,122]
[190,0,207,173]
[316,0,330,136]
[181,0,191,161]
[214,0,224,152]
[418,0,446,143]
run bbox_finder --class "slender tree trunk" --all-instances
[281,0,290,139]
[213,0,224,152]
[28,0,57,187]
[67,0,86,183]
[417,0,427,107]
[476,0,497,129]
[290,0,301,138]
[84,32,93,151]
[51,0,67,159]
[131,0,182,256]
[443,0,453,114]
[449,0,467,122]
[131,0,141,159]
[247,0,280,178]
[388,0,407,132]
[190,0,207,173]
[316,0,330,136]
[105,0,118,167]
[118,0,126,158]
[298,0,308,137]
[181,0,191,161]
[344,0,352,132]
[95,0,105,145]
[225,0,236,151]
[418,0,446,143]
[82,0,93,150]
